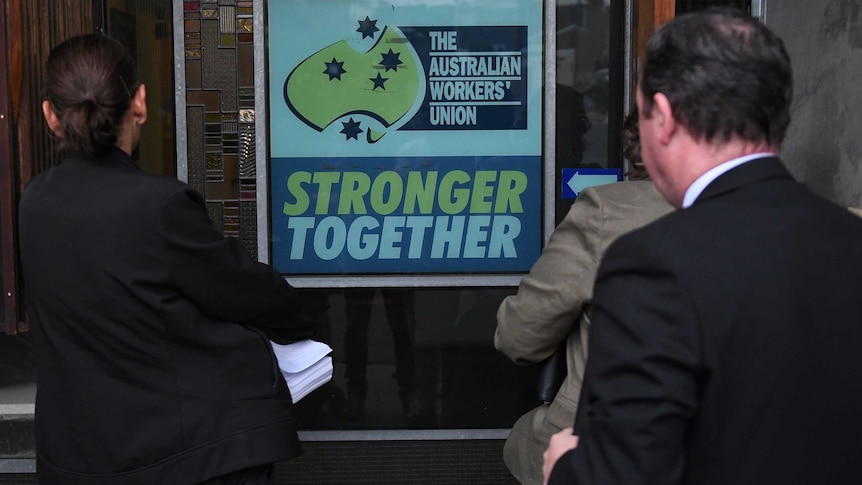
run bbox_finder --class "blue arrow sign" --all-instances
[561,168,622,199]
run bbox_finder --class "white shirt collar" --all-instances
[682,153,776,208]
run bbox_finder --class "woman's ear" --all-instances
[41,100,63,137]
[131,84,147,125]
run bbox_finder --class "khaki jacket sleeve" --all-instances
[495,188,610,364]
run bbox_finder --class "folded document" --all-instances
[269,339,333,403]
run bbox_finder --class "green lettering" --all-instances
[470,170,496,213]
[495,170,527,213]
[370,171,403,215]
[404,171,437,214]
[338,172,371,214]
[283,171,311,216]
[312,172,340,215]
[439,170,470,214]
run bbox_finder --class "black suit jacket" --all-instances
[19,148,312,484]
[550,157,862,484]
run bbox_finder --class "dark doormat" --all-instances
[273,439,518,485]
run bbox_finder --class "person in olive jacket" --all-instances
[495,111,673,485]
[19,34,312,484]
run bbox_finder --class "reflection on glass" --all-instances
[555,0,611,223]
[343,289,419,420]
[294,287,539,430]
[107,0,176,177]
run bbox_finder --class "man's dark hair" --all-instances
[640,8,793,147]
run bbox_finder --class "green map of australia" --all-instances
[284,24,423,143]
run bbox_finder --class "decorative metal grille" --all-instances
[183,0,257,257]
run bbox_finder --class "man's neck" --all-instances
[667,138,778,207]
[705,139,777,167]
[681,152,776,208]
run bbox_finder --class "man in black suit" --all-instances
[543,9,862,485]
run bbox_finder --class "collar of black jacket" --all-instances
[64,145,140,170]
[696,157,792,204]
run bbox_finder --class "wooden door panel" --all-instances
[1,0,94,333]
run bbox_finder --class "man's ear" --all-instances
[131,84,148,125]
[652,92,677,145]
[41,100,63,138]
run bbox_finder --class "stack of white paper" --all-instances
[269,339,333,403]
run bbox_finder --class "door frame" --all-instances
[1,0,21,334]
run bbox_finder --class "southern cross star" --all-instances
[356,16,379,39]
[323,57,346,81]
[380,49,403,72]
[340,117,362,140]
[370,72,388,90]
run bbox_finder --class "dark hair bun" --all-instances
[44,34,138,157]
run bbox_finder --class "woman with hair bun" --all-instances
[19,34,311,484]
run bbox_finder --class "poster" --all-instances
[268,0,543,275]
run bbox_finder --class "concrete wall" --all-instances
[766,0,862,209]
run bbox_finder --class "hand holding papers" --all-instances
[269,339,333,403]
